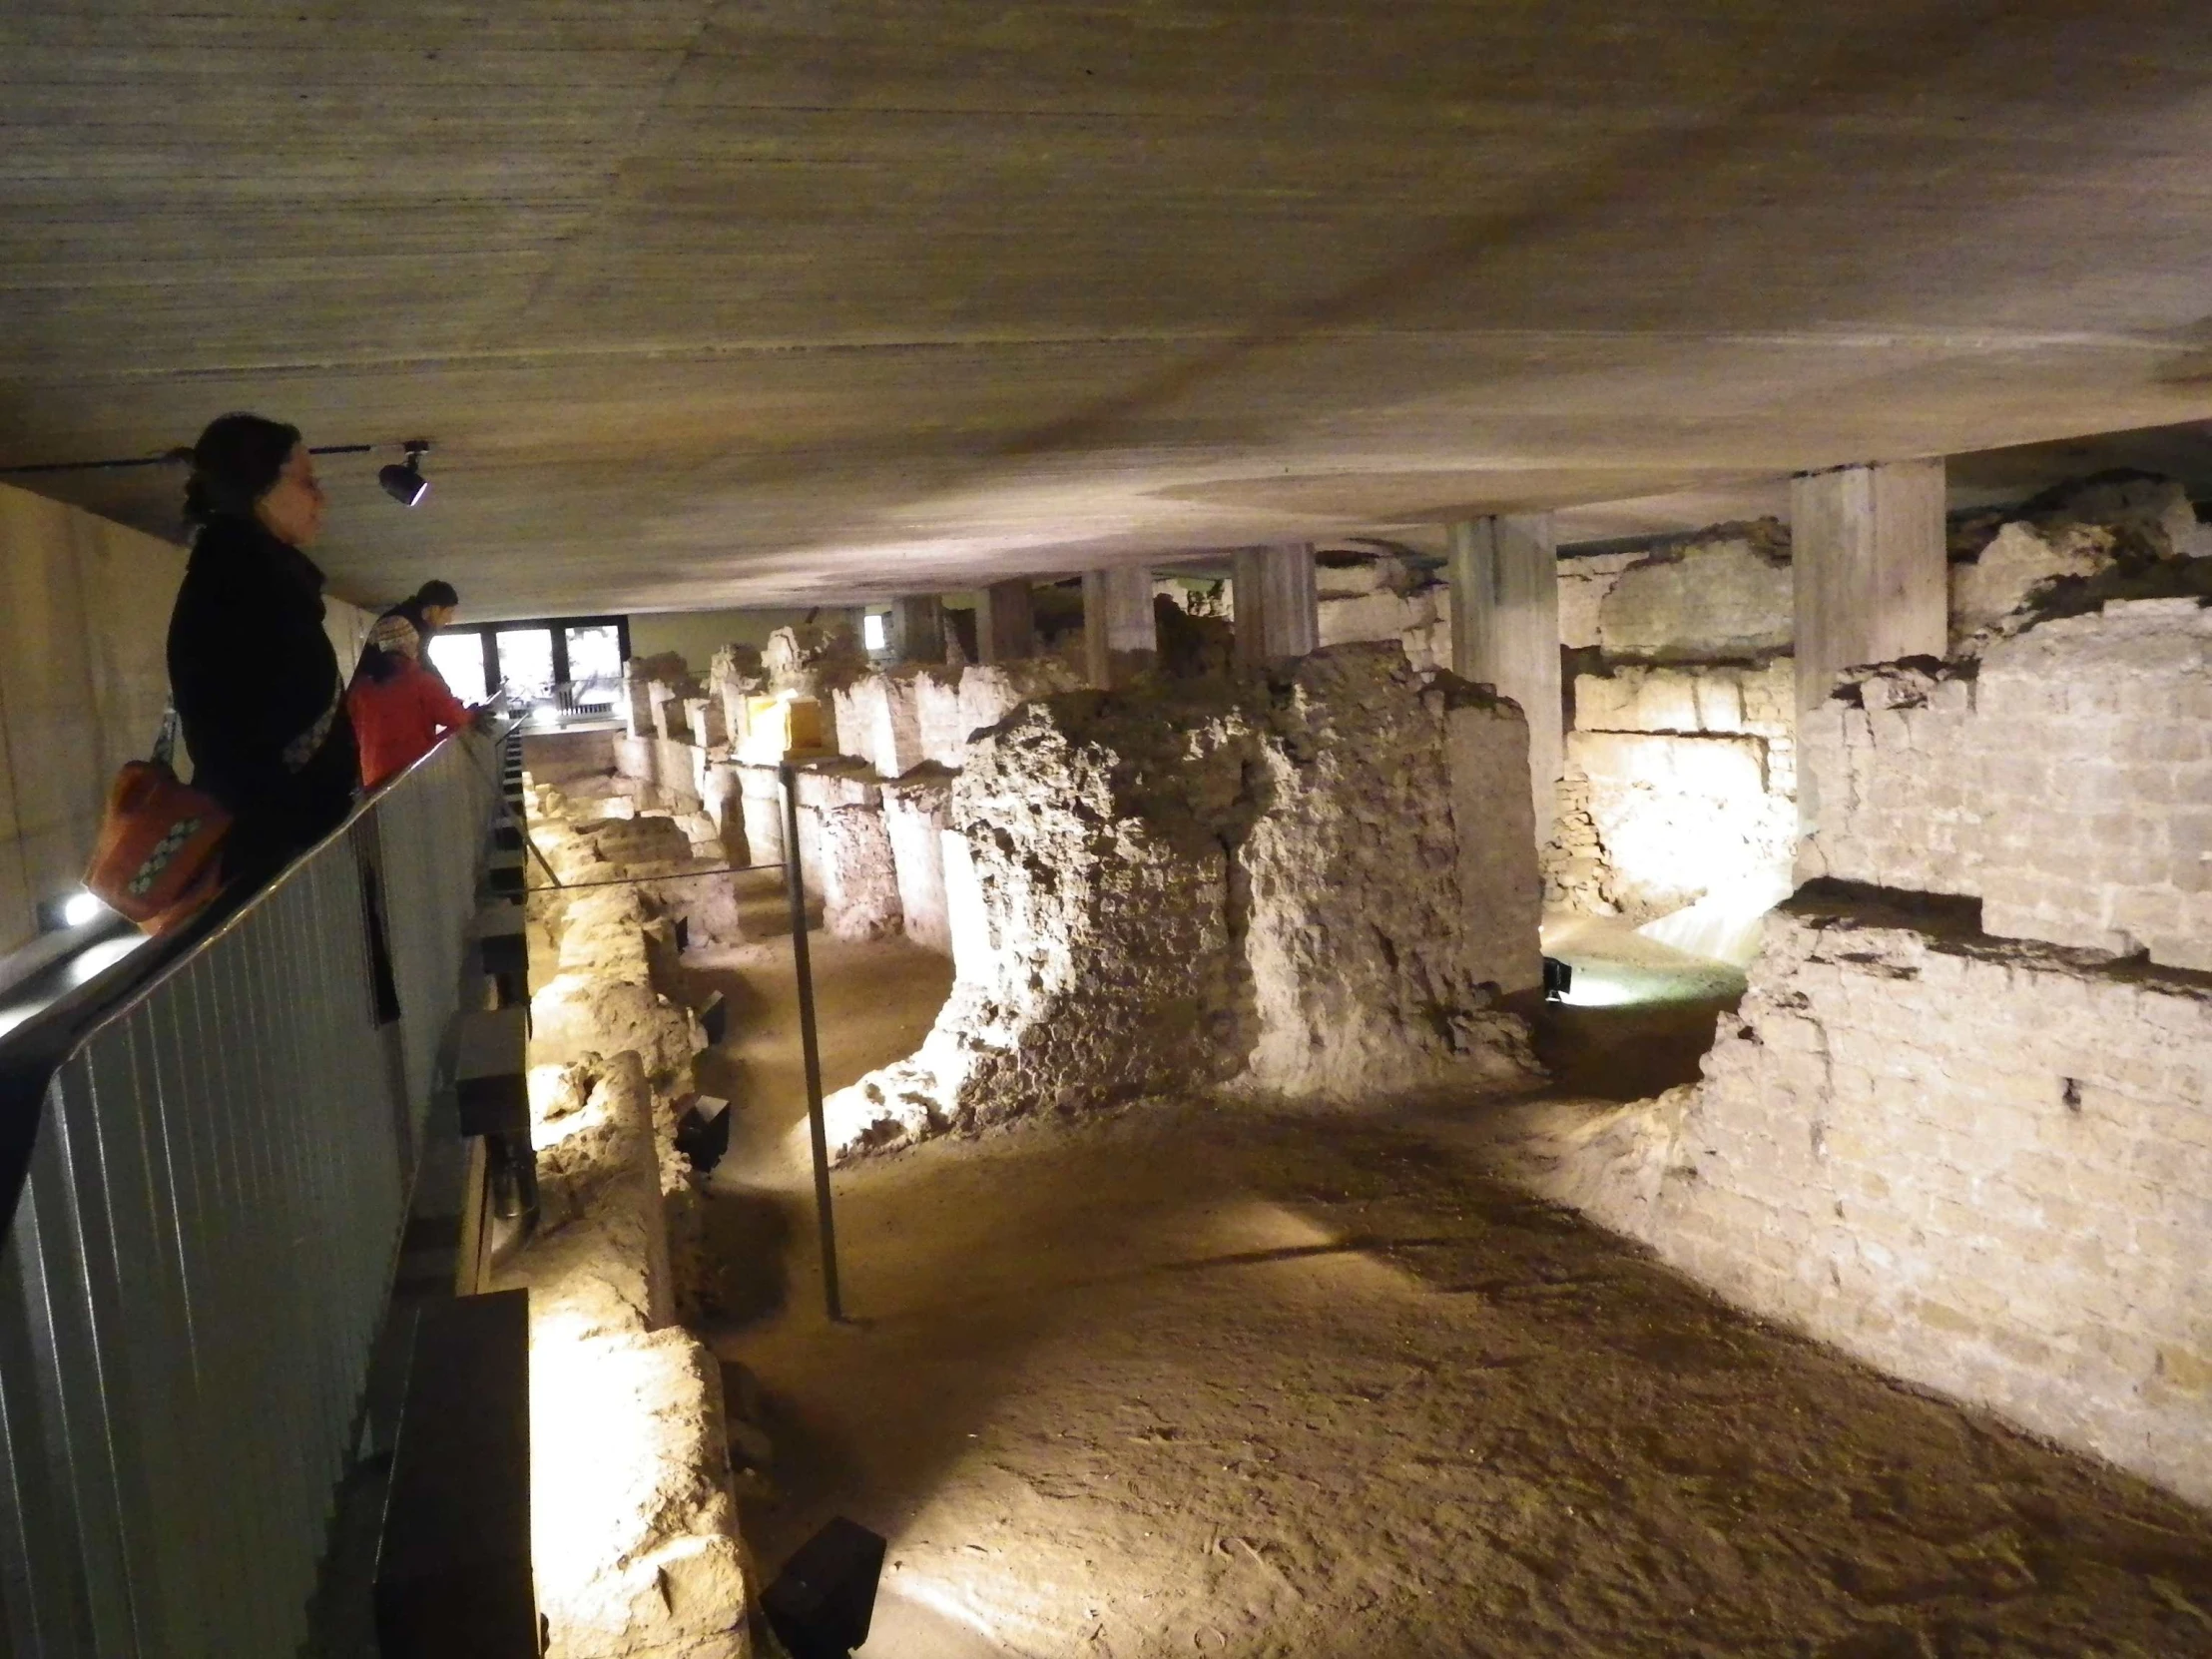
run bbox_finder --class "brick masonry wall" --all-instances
[1801,598,2212,970]
[1524,887,2212,1506]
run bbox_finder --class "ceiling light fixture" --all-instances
[379,440,432,507]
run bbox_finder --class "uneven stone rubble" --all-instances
[824,645,1541,1155]
[503,754,757,1656]
[1595,519,1793,661]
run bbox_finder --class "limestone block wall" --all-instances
[1557,549,1644,651]
[1800,599,2212,969]
[1312,556,1452,672]
[1163,554,1452,671]
[507,778,754,1657]
[880,770,953,952]
[1519,887,2212,1507]
[1594,522,1794,661]
[823,645,1541,1154]
[1554,660,1800,918]
[1546,524,1799,921]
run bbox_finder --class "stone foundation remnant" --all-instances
[497,751,762,1656]
[824,644,1543,1155]
[1514,587,2212,1510]
[1544,520,1799,922]
[1546,481,2212,938]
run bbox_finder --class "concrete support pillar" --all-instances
[1082,566,1155,689]
[1229,544,1319,674]
[1790,459,1947,715]
[977,578,1035,664]
[1447,514,1562,835]
[890,594,945,665]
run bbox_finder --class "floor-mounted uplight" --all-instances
[764,1517,886,1659]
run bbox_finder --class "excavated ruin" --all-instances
[823,644,1542,1154]
[491,772,758,1659]
[1515,582,2212,1509]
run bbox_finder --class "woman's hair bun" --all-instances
[182,412,300,525]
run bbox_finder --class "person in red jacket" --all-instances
[347,613,476,789]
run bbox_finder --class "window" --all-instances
[862,612,887,652]
[419,615,630,722]
[426,633,490,704]
[492,627,556,704]
[564,624,623,686]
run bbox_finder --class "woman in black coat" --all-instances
[167,413,361,883]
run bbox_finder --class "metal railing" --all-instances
[0,728,504,1657]
[514,677,620,727]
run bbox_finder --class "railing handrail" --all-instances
[0,717,513,1239]
[0,712,513,1658]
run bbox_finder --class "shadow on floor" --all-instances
[691,900,2212,1657]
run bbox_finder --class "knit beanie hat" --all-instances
[370,615,420,658]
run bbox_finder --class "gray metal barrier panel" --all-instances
[0,730,500,1657]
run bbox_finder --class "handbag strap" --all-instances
[151,708,181,769]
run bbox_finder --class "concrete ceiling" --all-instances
[7,2,2212,618]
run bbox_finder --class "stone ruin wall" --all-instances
[1518,881,2212,1508]
[822,646,1543,1155]
[1516,580,2212,1508]
[1546,521,1801,923]
[1547,477,2212,931]
[1801,599,2212,970]
[609,623,1086,955]
[1153,550,1452,671]
[495,752,764,1659]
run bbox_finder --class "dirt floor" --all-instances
[686,878,2212,1658]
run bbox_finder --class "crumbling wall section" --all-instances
[1801,598,2212,970]
[1546,524,1799,920]
[504,776,753,1657]
[1242,652,1538,1093]
[1511,887,2212,1508]
[880,769,953,952]
[824,646,1540,1153]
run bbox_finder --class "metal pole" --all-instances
[780,763,843,1323]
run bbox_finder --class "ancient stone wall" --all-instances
[1595,521,1794,661]
[1546,524,1799,921]
[503,775,754,1658]
[1800,599,2212,970]
[823,646,1540,1154]
[880,770,953,952]
[1514,886,2212,1507]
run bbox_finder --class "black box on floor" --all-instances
[764,1516,886,1659]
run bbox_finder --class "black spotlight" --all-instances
[1542,955,1574,1002]
[379,439,432,506]
[674,1094,731,1176]
[763,1517,885,1659]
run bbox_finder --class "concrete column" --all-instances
[1447,514,1562,835]
[1229,544,1320,674]
[1082,566,1155,689]
[1790,459,1947,715]
[977,578,1035,665]
[890,594,945,665]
